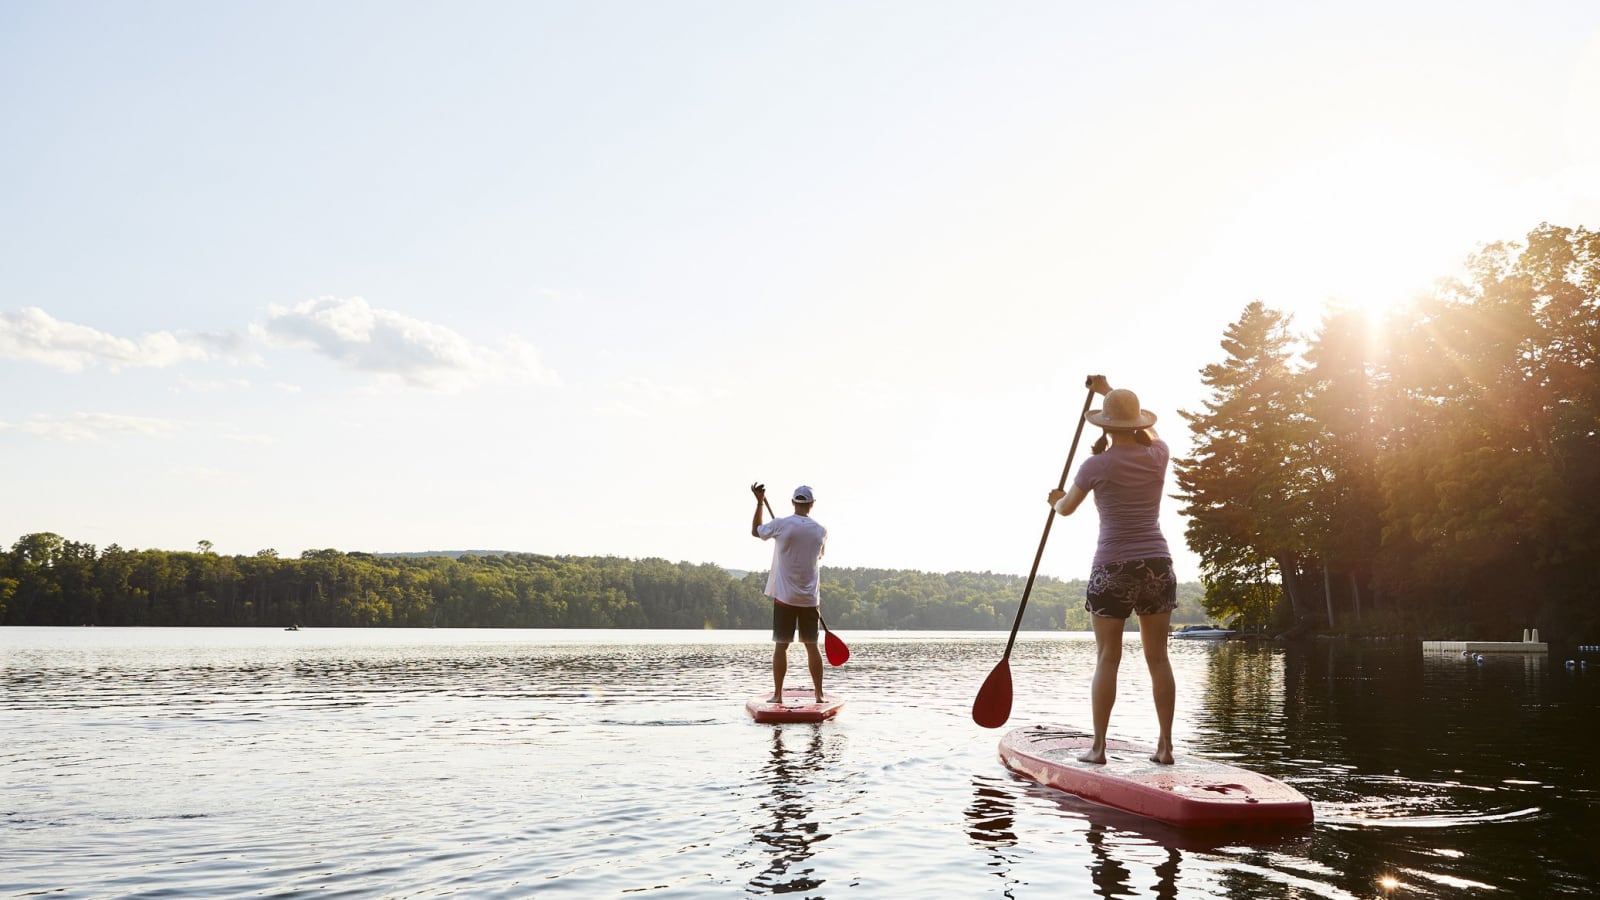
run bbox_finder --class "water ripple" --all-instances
[3,628,1595,898]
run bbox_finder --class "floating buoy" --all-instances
[1475,654,1485,663]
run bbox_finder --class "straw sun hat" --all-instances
[1085,388,1157,431]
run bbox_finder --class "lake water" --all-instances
[4,627,1598,898]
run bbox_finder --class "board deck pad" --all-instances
[745,689,844,724]
[999,725,1313,828]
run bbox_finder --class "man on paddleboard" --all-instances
[1047,376,1178,766]
[751,483,828,703]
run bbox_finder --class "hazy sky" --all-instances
[4,1,1598,584]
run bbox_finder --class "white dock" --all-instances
[1423,641,1547,654]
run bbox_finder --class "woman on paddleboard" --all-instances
[1047,375,1178,765]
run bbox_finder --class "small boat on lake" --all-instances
[1173,624,1235,640]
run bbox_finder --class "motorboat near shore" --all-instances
[1172,624,1236,640]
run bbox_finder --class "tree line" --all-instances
[0,534,1205,630]
[11,228,1586,639]
[1176,223,1599,641]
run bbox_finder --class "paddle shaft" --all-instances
[997,384,1098,660]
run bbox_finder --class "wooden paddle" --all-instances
[761,495,849,666]
[972,381,1097,728]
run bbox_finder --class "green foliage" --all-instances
[1176,223,1600,640]
[0,534,1209,631]
[1175,301,1323,623]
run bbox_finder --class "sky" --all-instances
[3,1,1599,585]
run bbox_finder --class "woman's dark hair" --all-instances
[1092,429,1152,455]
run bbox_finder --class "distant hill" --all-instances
[376,550,518,559]
[1,534,1212,629]
[378,550,752,581]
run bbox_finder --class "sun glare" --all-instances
[1196,139,1507,332]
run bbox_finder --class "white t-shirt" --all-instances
[756,514,827,606]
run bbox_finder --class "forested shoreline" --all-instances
[5,225,1594,640]
[1174,224,1599,641]
[0,535,1206,630]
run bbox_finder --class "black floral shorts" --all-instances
[1085,557,1178,619]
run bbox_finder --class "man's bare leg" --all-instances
[804,642,824,701]
[771,642,789,703]
[1079,614,1126,764]
[1138,611,1176,764]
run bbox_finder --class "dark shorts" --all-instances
[1085,557,1178,619]
[771,601,819,644]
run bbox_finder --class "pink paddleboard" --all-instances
[999,725,1313,828]
[745,689,844,724]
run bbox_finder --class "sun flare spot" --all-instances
[1194,138,1517,329]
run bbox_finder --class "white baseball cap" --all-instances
[792,485,815,503]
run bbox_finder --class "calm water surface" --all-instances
[4,627,1598,898]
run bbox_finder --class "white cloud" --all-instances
[255,296,559,392]
[220,430,276,445]
[0,307,238,371]
[0,412,182,441]
[172,375,253,393]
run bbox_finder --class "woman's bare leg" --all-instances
[1080,614,1126,763]
[1137,611,1176,764]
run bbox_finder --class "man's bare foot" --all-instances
[814,691,825,702]
[1077,748,1107,764]
[1150,743,1175,765]
[767,695,783,704]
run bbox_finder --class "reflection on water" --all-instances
[964,778,1020,897]
[1203,639,1600,897]
[1083,822,1182,900]
[1084,822,1133,898]
[750,725,830,895]
[3,628,1599,897]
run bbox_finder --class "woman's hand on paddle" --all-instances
[1050,485,1087,516]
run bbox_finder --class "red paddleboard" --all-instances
[999,725,1313,828]
[745,689,844,724]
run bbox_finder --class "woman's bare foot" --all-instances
[767,695,784,704]
[1149,742,1175,765]
[1077,746,1107,764]
[814,693,825,703]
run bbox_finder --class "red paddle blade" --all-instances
[972,658,1013,728]
[824,629,850,666]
